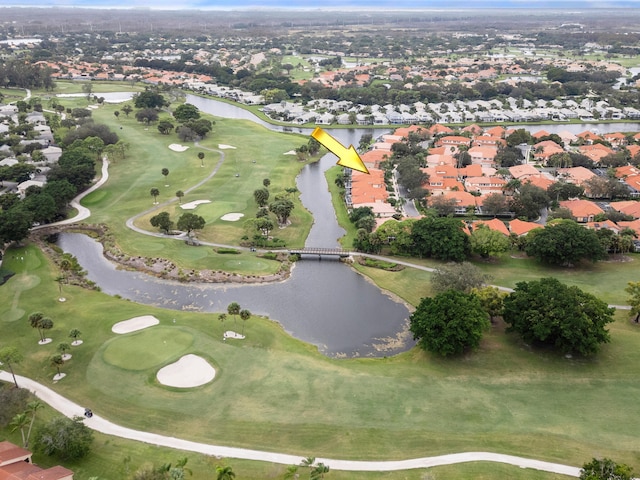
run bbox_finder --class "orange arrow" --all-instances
[311,127,369,174]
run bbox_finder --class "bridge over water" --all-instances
[288,247,352,259]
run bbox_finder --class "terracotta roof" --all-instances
[508,218,542,236]
[473,218,510,236]
[509,164,541,179]
[614,165,640,179]
[617,219,640,236]
[559,199,604,218]
[556,166,596,185]
[523,176,554,191]
[610,201,640,219]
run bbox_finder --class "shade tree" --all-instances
[409,216,470,262]
[431,261,490,294]
[524,219,606,266]
[625,281,640,323]
[470,225,511,258]
[503,277,614,356]
[33,416,94,461]
[580,457,634,480]
[410,290,490,357]
[176,213,205,237]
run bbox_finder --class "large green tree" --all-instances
[431,261,490,294]
[580,457,634,480]
[410,290,490,357]
[503,277,615,356]
[625,281,640,323]
[176,213,205,236]
[410,216,470,261]
[33,416,94,460]
[173,103,201,123]
[150,212,173,234]
[470,225,511,258]
[524,220,606,266]
[134,89,168,109]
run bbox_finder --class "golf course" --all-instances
[1,82,640,479]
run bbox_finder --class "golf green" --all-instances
[102,327,194,371]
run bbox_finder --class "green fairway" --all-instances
[2,245,640,480]
[102,327,194,371]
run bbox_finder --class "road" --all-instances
[0,370,582,476]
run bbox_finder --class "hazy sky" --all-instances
[1,0,639,9]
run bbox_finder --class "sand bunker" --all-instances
[169,144,189,152]
[157,354,215,388]
[181,199,211,210]
[283,150,297,155]
[218,144,237,149]
[112,315,160,334]
[224,331,245,340]
[220,213,244,221]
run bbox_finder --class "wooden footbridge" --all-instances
[288,247,352,259]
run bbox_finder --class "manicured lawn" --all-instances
[2,245,640,480]
[5,82,639,479]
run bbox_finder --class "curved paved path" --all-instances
[0,370,581,476]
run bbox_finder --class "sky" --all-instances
[1,0,640,9]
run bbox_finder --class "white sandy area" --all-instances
[283,150,297,155]
[157,354,215,388]
[220,212,244,221]
[169,143,189,152]
[218,144,236,149]
[181,199,211,210]
[224,331,245,340]
[112,315,160,334]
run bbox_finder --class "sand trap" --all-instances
[157,354,215,388]
[38,338,52,345]
[284,150,297,155]
[112,315,160,334]
[218,144,236,149]
[169,144,189,152]
[71,340,83,346]
[53,373,66,382]
[220,213,244,221]
[181,199,211,210]
[224,331,245,340]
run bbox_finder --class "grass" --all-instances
[4,81,639,478]
[325,166,358,248]
[2,245,640,480]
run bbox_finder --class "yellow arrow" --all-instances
[311,127,369,174]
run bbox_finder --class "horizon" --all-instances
[1,1,640,10]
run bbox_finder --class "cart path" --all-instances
[0,371,581,476]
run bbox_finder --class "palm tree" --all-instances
[176,190,184,204]
[29,311,44,341]
[283,465,299,479]
[150,187,160,204]
[69,328,82,345]
[0,346,22,388]
[198,151,205,167]
[301,457,315,469]
[162,168,169,186]
[10,413,29,447]
[311,463,330,479]
[51,354,64,378]
[25,400,43,447]
[58,257,72,301]
[39,318,54,343]
[58,342,71,360]
[227,302,240,327]
[239,309,251,335]
[215,465,235,480]
[218,313,226,324]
